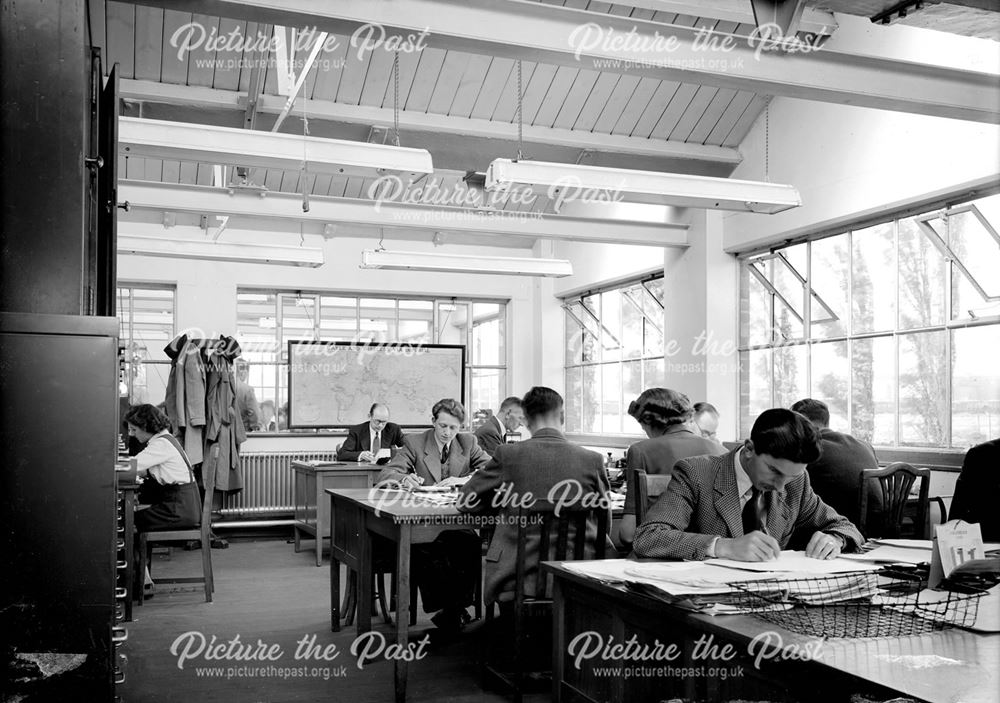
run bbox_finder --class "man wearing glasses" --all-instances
[337,403,405,463]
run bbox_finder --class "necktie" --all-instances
[440,443,449,466]
[373,431,380,450]
[741,487,765,535]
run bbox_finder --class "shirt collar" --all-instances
[734,448,754,499]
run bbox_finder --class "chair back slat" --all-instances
[859,462,930,539]
[635,472,672,525]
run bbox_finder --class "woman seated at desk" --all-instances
[126,404,201,593]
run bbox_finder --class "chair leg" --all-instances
[343,570,357,626]
[376,573,393,625]
[202,537,214,603]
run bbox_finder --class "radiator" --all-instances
[220,451,338,520]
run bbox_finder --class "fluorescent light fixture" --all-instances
[119,235,324,267]
[120,117,434,179]
[360,249,573,277]
[485,159,801,214]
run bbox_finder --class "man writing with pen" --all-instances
[376,398,489,635]
[633,408,864,562]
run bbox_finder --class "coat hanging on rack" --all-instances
[163,334,245,494]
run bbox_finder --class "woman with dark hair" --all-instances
[125,403,201,533]
[618,388,726,546]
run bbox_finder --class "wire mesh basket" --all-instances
[729,567,983,638]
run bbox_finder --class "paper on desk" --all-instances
[705,550,882,574]
[435,475,471,489]
[375,448,392,460]
[841,545,932,565]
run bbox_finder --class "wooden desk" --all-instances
[545,562,999,703]
[292,461,381,566]
[327,488,490,703]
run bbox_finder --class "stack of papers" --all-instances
[705,551,882,574]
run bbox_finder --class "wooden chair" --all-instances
[483,500,609,703]
[859,463,930,539]
[137,464,215,604]
[634,472,673,526]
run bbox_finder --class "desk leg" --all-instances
[329,495,341,632]
[394,524,412,703]
[357,514,373,635]
[315,481,324,567]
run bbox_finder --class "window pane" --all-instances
[471,368,504,419]
[601,363,622,433]
[851,337,894,445]
[281,294,317,348]
[898,331,948,447]
[810,340,849,428]
[744,349,772,435]
[132,362,170,406]
[621,292,643,359]
[643,319,663,357]
[601,290,622,362]
[745,261,772,346]
[898,215,946,329]
[952,325,1000,447]
[565,307,584,366]
[810,236,849,339]
[472,303,504,366]
[771,245,807,341]
[581,365,600,433]
[947,198,1000,320]
[319,296,358,341]
[437,302,468,345]
[238,291,279,361]
[360,298,397,343]
[565,367,582,433]
[773,344,807,410]
[643,357,664,390]
[621,360,642,429]
[852,222,896,334]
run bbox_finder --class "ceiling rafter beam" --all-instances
[122,0,1000,123]
[613,0,837,35]
[118,79,741,164]
[117,180,690,247]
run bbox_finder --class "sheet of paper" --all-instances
[840,545,932,564]
[705,550,882,574]
[436,475,471,488]
[375,448,392,460]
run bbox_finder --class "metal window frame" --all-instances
[116,283,177,402]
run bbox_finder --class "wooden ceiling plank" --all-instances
[532,65,579,128]
[380,42,421,108]
[161,159,181,184]
[311,173,333,196]
[105,1,136,79]
[159,10,192,84]
[492,61,540,123]
[262,168,283,191]
[132,5,163,82]
[447,53,494,118]
[610,76,658,136]
[573,72,620,132]
[469,57,515,120]
[186,14,221,87]
[630,80,681,138]
[211,17,245,91]
[343,176,365,199]
[552,69,600,131]
[178,161,199,185]
[335,41,375,105]
[404,48,448,112]
[427,51,473,115]
[327,175,350,197]
[665,85,719,141]
[358,43,396,106]
[687,87,738,144]
[518,63,559,124]
[592,74,640,133]
[723,94,770,147]
[309,33,349,101]
[704,90,754,145]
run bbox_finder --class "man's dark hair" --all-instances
[790,398,830,428]
[124,403,171,434]
[693,401,719,417]
[432,398,466,423]
[750,408,821,464]
[498,396,522,412]
[369,403,389,416]
[521,386,563,419]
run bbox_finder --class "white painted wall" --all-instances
[724,97,1000,253]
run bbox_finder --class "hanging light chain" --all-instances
[764,102,770,184]
[393,50,401,147]
[516,59,524,161]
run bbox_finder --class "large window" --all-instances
[236,291,508,430]
[117,285,176,406]
[563,276,665,435]
[739,192,1000,448]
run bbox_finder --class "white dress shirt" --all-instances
[134,430,191,485]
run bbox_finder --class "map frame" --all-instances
[286,340,466,428]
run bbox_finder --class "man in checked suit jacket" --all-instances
[634,408,864,562]
[377,398,490,633]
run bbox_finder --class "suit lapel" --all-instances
[714,452,743,538]
[423,433,442,483]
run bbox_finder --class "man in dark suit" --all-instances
[337,403,405,462]
[634,408,863,561]
[474,396,524,456]
[377,398,489,633]
[459,386,609,605]
[791,398,883,531]
[950,438,1000,541]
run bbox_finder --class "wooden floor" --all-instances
[119,538,548,703]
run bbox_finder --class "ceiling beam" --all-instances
[118,180,690,247]
[123,0,1000,123]
[118,79,742,165]
[613,0,837,35]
